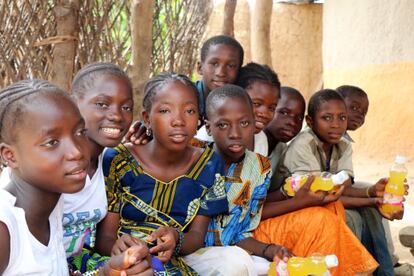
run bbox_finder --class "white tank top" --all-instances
[0,189,69,275]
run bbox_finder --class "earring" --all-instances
[146,128,152,137]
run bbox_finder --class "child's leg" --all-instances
[358,207,394,275]
[253,206,378,276]
[183,246,256,276]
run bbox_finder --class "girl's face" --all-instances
[206,97,255,165]
[76,75,134,148]
[245,81,279,134]
[306,99,347,145]
[7,95,89,194]
[144,81,199,152]
[197,44,241,93]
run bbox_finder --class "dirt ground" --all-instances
[354,155,414,265]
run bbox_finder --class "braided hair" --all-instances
[236,62,281,93]
[0,79,68,144]
[143,72,198,112]
[71,62,132,98]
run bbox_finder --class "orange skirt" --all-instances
[253,202,378,275]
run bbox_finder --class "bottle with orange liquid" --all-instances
[380,155,407,215]
[268,254,338,276]
[283,171,349,197]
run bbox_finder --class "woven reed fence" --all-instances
[0,0,212,101]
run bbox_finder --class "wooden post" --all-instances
[52,0,79,91]
[251,0,273,66]
[222,0,237,37]
[130,0,155,119]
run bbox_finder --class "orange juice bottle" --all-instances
[283,171,348,196]
[269,255,338,276]
[380,155,407,215]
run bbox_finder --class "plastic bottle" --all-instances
[380,155,407,215]
[283,171,349,197]
[268,255,338,276]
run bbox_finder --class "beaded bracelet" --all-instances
[173,228,184,256]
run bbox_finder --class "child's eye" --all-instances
[228,63,236,69]
[253,102,261,107]
[42,139,59,148]
[279,110,289,116]
[240,121,250,127]
[340,115,347,121]
[322,116,332,121]
[186,108,196,115]
[269,106,276,113]
[217,122,228,129]
[122,106,133,112]
[159,109,170,114]
[76,128,88,137]
[351,105,358,111]
[96,102,109,108]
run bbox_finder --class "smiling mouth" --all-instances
[100,127,123,138]
[255,121,265,130]
[65,167,87,181]
[212,80,227,87]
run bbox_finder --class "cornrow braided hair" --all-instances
[0,79,67,144]
[142,72,198,112]
[236,62,281,92]
[71,62,132,98]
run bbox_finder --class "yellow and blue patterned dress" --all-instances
[103,144,228,275]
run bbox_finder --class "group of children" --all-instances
[0,35,408,276]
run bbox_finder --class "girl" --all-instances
[96,73,236,275]
[0,80,151,275]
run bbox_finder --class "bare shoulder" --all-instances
[0,221,10,273]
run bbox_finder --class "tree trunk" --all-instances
[130,0,155,119]
[222,0,237,37]
[251,0,273,67]
[52,0,79,91]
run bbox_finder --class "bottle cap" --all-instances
[331,171,349,185]
[325,254,339,268]
[395,155,406,164]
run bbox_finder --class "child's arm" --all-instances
[0,222,10,274]
[236,238,291,262]
[178,215,210,255]
[95,212,121,256]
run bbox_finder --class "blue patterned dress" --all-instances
[103,145,228,275]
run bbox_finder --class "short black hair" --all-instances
[236,62,281,93]
[200,35,244,66]
[205,84,252,119]
[143,72,198,112]
[71,62,132,98]
[280,86,305,106]
[307,89,345,118]
[0,79,70,143]
[336,85,367,99]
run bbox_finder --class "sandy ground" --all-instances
[354,155,414,265]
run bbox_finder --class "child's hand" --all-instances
[295,176,326,206]
[370,178,388,198]
[111,234,142,256]
[147,226,178,263]
[264,244,292,263]
[322,184,345,204]
[123,121,152,145]
[378,204,405,221]
[104,243,152,276]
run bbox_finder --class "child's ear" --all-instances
[305,115,313,128]
[205,120,212,136]
[196,61,203,76]
[0,143,18,169]
[141,110,150,129]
